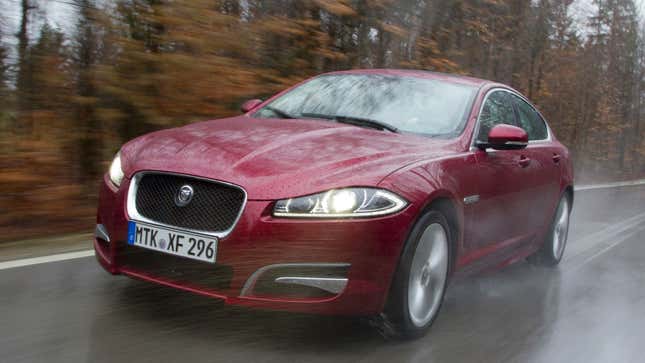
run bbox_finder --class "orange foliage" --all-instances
[0,0,643,241]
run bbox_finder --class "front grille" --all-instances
[120,246,233,291]
[133,173,245,233]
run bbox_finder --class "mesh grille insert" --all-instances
[134,173,245,233]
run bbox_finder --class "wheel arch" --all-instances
[382,192,461,333]
[378,163,467,301]
[420,194,461,276]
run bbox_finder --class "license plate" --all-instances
[127,221,218,263]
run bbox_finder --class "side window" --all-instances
[476,91,517,142]
[512,95,549,141]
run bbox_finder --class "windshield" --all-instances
[254,74,477,136]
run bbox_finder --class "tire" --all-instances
[384,210,452,339]
[529,193,571,266]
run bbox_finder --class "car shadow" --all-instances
[83,260,563,362]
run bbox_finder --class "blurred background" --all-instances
[0,0,644,242]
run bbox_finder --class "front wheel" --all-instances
[384,210,451,338]
[530,194,571,266]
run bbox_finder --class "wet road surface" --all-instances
[1,186,644,363]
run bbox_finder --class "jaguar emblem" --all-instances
[175,185,194,207]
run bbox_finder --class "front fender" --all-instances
[377,153,479,258]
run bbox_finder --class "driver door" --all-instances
[469,90,535,255]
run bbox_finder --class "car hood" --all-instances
[122,116,456,200]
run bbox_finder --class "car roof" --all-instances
[321,68,492,88]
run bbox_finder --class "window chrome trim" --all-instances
[126,171,248,239]
[510,92,553,144]
[469,87,552,151]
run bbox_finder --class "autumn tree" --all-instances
[0,31,9,122]
[15,0,36,130]
[1,0,645,240]
[578,0,641,176]
[70,0,104,184]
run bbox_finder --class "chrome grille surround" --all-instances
[126,171,247,239]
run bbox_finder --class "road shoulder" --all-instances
[0,233,92,263]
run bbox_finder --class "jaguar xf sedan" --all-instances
[94,69,573,337]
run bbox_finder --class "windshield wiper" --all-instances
[264,106,296,119]
[336,115,399,133]
[300,113,399,133]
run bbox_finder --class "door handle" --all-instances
[519,156,531,168]
[552,154,561,163]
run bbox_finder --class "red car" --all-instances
[94,69,573,337]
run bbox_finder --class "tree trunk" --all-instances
[16,0,34,130]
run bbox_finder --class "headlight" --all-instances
[108,151,124,187]
[273,188,407,218]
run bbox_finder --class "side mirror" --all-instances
[477,124,528,150]
[241,99,263,113]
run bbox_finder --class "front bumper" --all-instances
[95,174,414,315]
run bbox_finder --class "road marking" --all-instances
[564,211,645,264]
[568,210,645,247]
[566,224,645,271]
[575,178,645,191]
[0,250,95,271]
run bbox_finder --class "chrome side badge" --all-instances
[463,195,480,205]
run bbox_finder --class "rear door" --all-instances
[510,94,561,233]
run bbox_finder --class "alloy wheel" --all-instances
[552,197,570,260]
[407,223,449,327]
